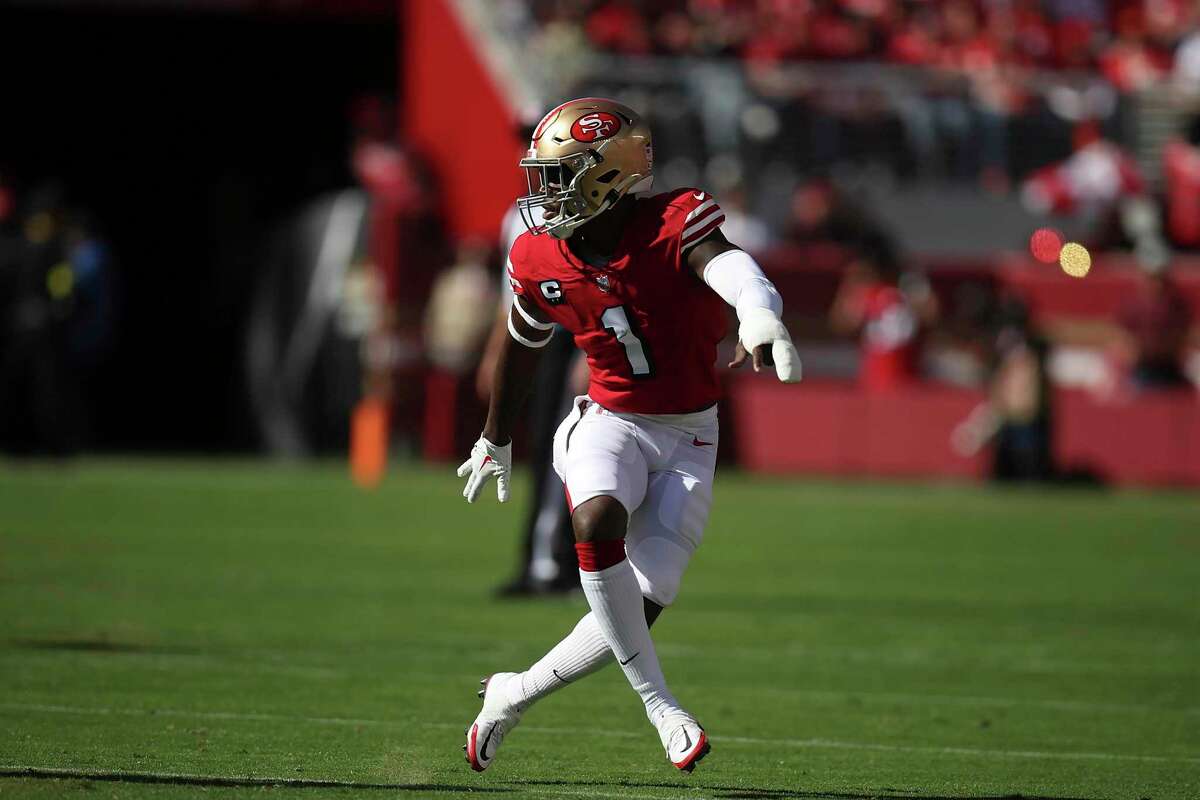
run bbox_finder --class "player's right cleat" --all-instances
[659,713,710,773]
[464,672,524,772]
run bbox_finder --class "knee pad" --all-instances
[627,535,692,607]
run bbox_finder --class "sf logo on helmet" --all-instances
[571,112,622,143]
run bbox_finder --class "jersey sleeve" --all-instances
[504,234,556,344]
[666,188,726,254]
[505,234,533,301]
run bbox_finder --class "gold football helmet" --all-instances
[517,97,653,239]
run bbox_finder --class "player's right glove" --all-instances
[738,308,802,383]
[457,437,512,504]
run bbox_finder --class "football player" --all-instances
[457,98,800,773]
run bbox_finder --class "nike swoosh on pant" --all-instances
[618,651,640,666]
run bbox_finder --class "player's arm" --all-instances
[686,229,801,383]
[457,293,554,503]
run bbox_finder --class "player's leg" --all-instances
[506,598,661,705]
[466,402,649,771]
[559,409,713,770]
[572,493,687,720]
[620,409,719,770]
[623,477,713,769]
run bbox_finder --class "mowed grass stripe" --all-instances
[6,703,1197,765]
[0,767,674,800]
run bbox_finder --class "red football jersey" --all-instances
[508,188,728,414]
[859,284,919,391]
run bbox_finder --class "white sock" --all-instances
[508,612,612,709]
[579,559,680,725]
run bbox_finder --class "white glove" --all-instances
[738,308,802,383]
[457,437,512,503]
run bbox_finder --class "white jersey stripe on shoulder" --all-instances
[682,211,725,245]
[682,207,722,240]
[684,198,717,223]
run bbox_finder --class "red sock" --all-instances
[575,539,626,572]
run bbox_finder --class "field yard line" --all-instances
[6,702,1199,767]
[0,765,693,800]
[712,735,1200,765]
[751,687,1200,716]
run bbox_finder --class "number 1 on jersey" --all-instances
[601,305,654,378]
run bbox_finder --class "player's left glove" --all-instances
[457,437,512,504]
[738,308,802,383]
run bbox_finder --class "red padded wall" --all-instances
[402,0,521,241]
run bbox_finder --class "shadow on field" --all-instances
[1,767,513,793]
[11,638,201,655]
[510,779,1100,800]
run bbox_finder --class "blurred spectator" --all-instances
[1115,263,1194,389]
[585,0,651,55]
[805,179,938,392]
[952,295,1055,481]
[831,256,938,391]
[716,182,771,254]
[1175,27,1200,87]
[784,176,897,267]
[1098,6,1170,92]
[0,182,114,455]
[1163,135,1200,247]
[423,237,497,374]
[1020,121,1145,227]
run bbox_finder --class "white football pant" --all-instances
[552,396,717,607]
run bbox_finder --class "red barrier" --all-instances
[997,256,1200,322]
[402,0,521,241]
[732,376,988,478]
[731,375,1200,486]
[1054,389,1200,485]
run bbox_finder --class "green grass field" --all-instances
[1,460,1197,800]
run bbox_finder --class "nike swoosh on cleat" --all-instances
[693,191,704,200]
[479,725,497,761]
[692,436,713,447]
[618,651,640,666]
[680,729,692,752]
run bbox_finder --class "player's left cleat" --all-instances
[659,713,710,773]
[464,672,524,772]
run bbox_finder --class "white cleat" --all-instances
[659,713,710,773]
[464,672,523,772]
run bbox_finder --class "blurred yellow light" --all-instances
[26,212,54,244]
[1059,242,1091,278]
[47,262,74,299]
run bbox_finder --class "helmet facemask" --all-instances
[517,148,609,240]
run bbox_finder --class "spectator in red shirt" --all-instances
[1022,120,1143,207]
[1099,6,1170,92]
[830,256,939,391]
[585,0,653,55]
